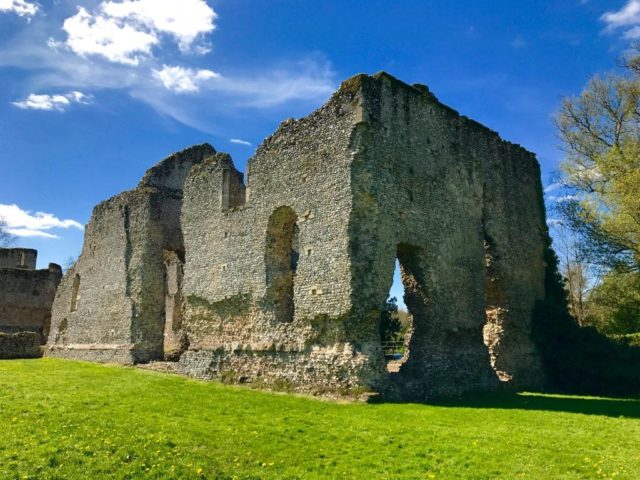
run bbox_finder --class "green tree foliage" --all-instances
[379,296,402,343]
[541,48,640,393]
[556,70,640,273]
[586,271,640,335]
[556,49,640,336]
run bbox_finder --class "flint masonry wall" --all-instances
[46,145,213,363]
[0,249,61,344]
[345,74,546,398]
[45,72,548,400]
[0,248,37,269]
[176,73,546,398]
[177,89,368,389]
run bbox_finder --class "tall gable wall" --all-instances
[344,74,545,398]
[47,145,213,363]
[177,89,367,386]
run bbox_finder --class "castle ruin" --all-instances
[46,73,548,399]
[0,248,62,344]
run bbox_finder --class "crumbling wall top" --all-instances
[336,72,534,161]
[87,144,216,222]
[0,248,37,269]
[138,143,216,192]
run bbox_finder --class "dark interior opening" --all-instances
[265,206,299,323]
[70,274,80,313]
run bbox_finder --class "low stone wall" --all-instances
[177,346,379,395]
[0,263,62,343]
[0,332,42,359]
[45,343,142,364]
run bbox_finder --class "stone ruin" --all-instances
[46,73,549,400]
[0,248,62,358]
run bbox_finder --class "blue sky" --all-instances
[0,0,638,303]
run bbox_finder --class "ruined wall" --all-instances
[43,73,548,400]
[345,74,546,398]
[0,255,61,343]
[176,73,546,398]
[177,91,370,390]
[0,248,37,269]
[0,332,41,359]
[46,144,213,363]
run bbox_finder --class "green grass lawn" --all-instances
[1,359,639,479]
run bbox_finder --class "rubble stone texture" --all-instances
[47,144,214,363]
[0,248,62,344]
[47,73,548,400]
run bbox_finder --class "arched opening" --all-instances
[265,206,299,323]
[70,274,81,313]
[381,244,423,373]
[163,250,186,361]
[482,235,511,382]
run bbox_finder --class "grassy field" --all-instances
[0,359,639,479]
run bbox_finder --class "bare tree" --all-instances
[63,255,78,272]
[553,221,595,326]
[0,218,15,247]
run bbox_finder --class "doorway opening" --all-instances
[381,245,422,373]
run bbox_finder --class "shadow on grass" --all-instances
[427,392,640,419]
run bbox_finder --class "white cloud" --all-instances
[61,0,216,65]
[0,7,335,133]
[0,0,38,17]
[129,59,335,133]
[12,91,92,111]
[46,37,65,50]
[547,194,577,203]
[602,1,640,38]
[602,0,640,27]
[7,229,59,239]
[544,182,561,193]
[101,0,217,52]
[152,64,219,93]
[623,25,640,39]
[207,61,336,108]
[0,204,83,239]
[63,7,158,66]
[230,138,252,146]
[131,59,336,133]
[194,44,212,56]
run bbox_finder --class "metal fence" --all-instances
[381,341,405,360]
